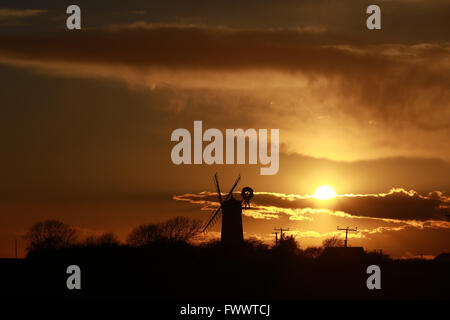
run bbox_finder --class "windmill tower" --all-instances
[202,173,253,245]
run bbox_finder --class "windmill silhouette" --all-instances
[202,173,253,245]
[241,187,254,209]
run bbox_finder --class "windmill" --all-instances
[202,173,253,245]
[241,187,254,209]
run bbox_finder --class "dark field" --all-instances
[1,242,449,300]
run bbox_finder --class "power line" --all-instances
[274,228,290,244]
[337,226,357,248]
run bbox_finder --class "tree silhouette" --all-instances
[160,217,202,242]
[322,236,344,248]
[127,224,162,246]
[83,232,120,247]
[25,219,77,251]
[127,216,202,246]
[273,235,300,254]
[304,246,323,259]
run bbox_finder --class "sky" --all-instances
[0,0,449,258]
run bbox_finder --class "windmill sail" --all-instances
[202,174,241,232]
[202,206,222,232]
[214,173,223,205]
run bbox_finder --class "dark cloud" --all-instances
[0,24,447,74]
[0,23,449,135]
[1,64,448,200]
[0,25,382,70]
[0,8,47,21]
[1,0,449,258]
[175,188,450,222]
[1,0,449,42]
[173,187,450,257]
[325,189,450,221]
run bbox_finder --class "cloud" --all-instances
[0,24,363,77]
[0,23,448,133]
[0,8,46,21]
[1,23,447,74]
[259,188,450,222]
[331,188,450,221]
[174,187,450,223]
[0,23,449,162]
[174,192,280,220]
[174,187,450,256]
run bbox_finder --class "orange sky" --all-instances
[0,0,449,258]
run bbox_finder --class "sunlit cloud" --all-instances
[1,0,449,260]
[0,8,46,21]
[174,188,450,234]
[1,23,449,161]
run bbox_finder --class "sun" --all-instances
[314,185,336,200]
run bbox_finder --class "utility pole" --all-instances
[274,228,290,242]
[337,226,357,248]
[15,239,18,259]
[273,232,278,245]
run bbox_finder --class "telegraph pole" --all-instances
[274,228,290,241]
[337,226,357,248]
[15,239,18,259]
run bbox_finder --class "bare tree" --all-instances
[25,219,77,251]
[244,238,269,250]
[159,217,202,242]
[273,235,300,254]
[322,236,344,248]
[83,232,120,246]
[304,246,323,259]
[127,217,202,246]
[127,224,162,246]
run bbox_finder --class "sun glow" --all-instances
[314,185,336,200]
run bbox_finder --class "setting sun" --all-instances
[314,185,336,200]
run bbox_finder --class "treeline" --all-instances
[12,218,450,300]
[23,217,389,261]
[24,217,203,253]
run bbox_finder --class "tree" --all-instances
[244,238,269,251]
[304,246,323,259]
[127,217,202,246]
[25,219,77,251]
[127,224,162,246]
[322,236,344,248]
[83,232,120,246]
[159,217,202,242]
[272,235,300,254]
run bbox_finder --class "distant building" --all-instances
[434,253,450,262]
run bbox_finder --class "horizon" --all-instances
[1,0,449,260]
